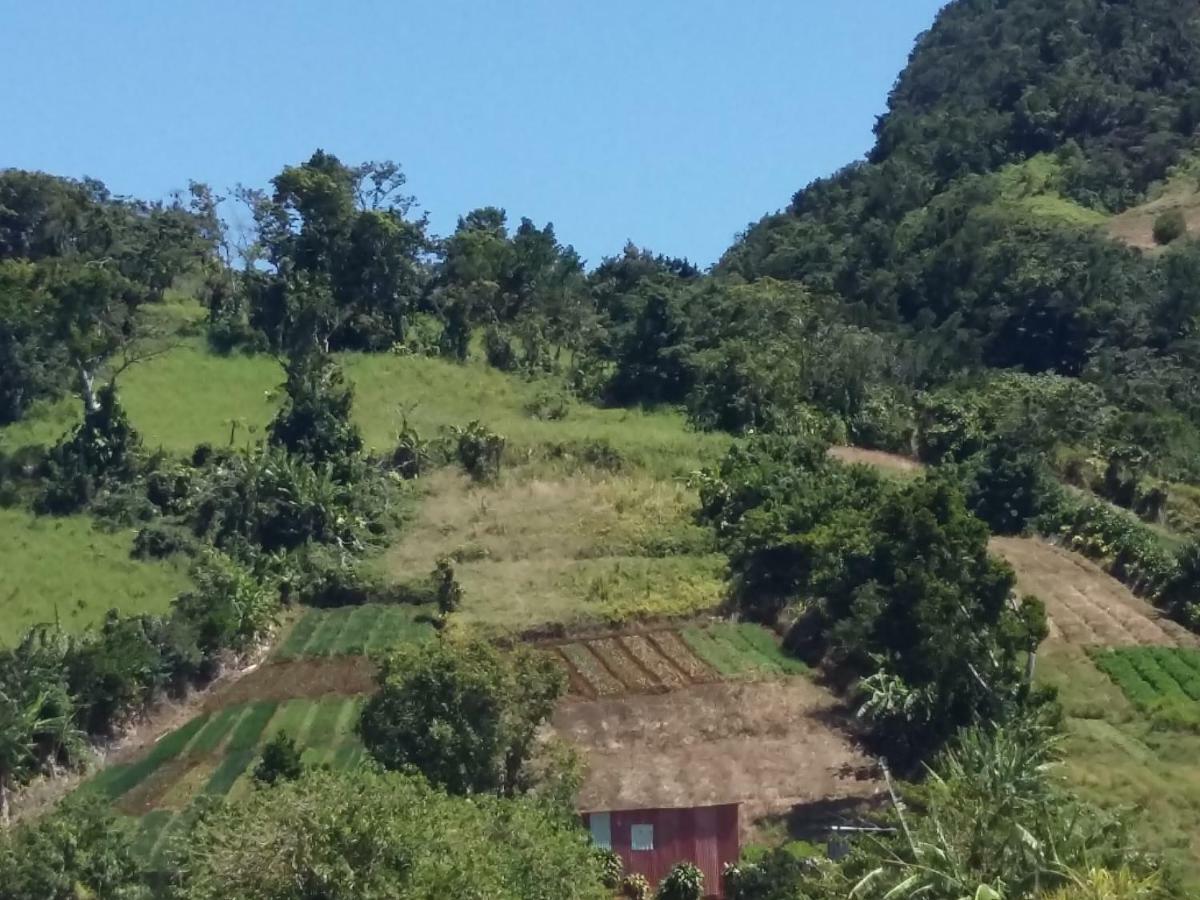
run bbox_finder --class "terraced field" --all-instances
[274,603,435,660]
[992,536,1198,648]
[83,695,367,862]
[547,623,807,698]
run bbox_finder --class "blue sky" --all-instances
[1,1,947,267]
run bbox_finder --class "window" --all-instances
[589,813,612,850]
[631,824,654,851]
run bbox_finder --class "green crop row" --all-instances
[275,604,434,661]
[681,623,808,679]
[1092,647,1200,730]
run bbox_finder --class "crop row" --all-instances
[554,624,806,697]
[274,604,433,660]
[1093,647,1200,712]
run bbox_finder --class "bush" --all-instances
[962,442,1057,535]
[525,386,570,421]
[656,862,704,900]
[453,421,505,483]
[132,521,199,560]
[36,385,142,514]
[1153,208,1188,245]
[595,848,623,890]
[621,873,650,900]
[254,732,305,786]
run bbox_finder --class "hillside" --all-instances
[6,0,1200,897]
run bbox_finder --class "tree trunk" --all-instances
[0,775,10,828]
[77,363,100,414]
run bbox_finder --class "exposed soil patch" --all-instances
[207,656,377,708]
[555,679,882,838]
[828,446,923,475]
[992,536,1198,648]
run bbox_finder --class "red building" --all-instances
[582,804,740,898]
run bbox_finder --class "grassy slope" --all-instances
[1107,154,1200,252]
[3,339,726,477]
[0,508,190,643]
[377,467,726,633]
[0,333,727,641]
[1038,643,1200,889]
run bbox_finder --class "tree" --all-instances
[242,151,432,352]
[358,635,565,796]
[267,351,363,467]
[170,767,607,900]
[0,797,148,899]
[253,731,304,786]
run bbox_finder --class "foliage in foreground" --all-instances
[358,634,566,796]
[166,767,607,900]
[726,723,1173,900]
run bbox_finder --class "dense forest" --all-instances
[4,0,1200,897]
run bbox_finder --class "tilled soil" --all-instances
[991,536,1198,648]
[554,679,882,836]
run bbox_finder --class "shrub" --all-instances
[525,386,570,421]
[1153,208,1187,245]
[254,732,305,786]
[453,421,505,483]
[132,521,199,560]
[433,557,463,618]
[656,862,704,900]
[391,416,434,480]
[1037,494,1180,598]
[36,385,142,514]
[621,873,650,900]
[595,848,623,890]
[962,442,1057,534]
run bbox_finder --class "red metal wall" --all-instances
[583,804,740,898]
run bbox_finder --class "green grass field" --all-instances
[273,604,435,660]
[0,337,727,479]
[0,507,191,644]
[1039,643,1200,889]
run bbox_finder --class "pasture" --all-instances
[0,337,728,478]
[0,507,190,644]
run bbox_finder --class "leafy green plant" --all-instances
[656,862,704,900]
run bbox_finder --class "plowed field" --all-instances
[992,536,1198,648]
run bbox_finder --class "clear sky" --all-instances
[1,1,947,267]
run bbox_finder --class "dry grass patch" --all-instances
[377,466,723,632]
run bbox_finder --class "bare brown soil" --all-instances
[549,628,716,698]
[828,446,923,474]
[1107,190,1200,251]
[991,536,1198,648]
[555,679,881,838]
[204,656,377,708]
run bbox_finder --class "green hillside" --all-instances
[5,0,1200,897]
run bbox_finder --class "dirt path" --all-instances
[991,536,1198,648]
